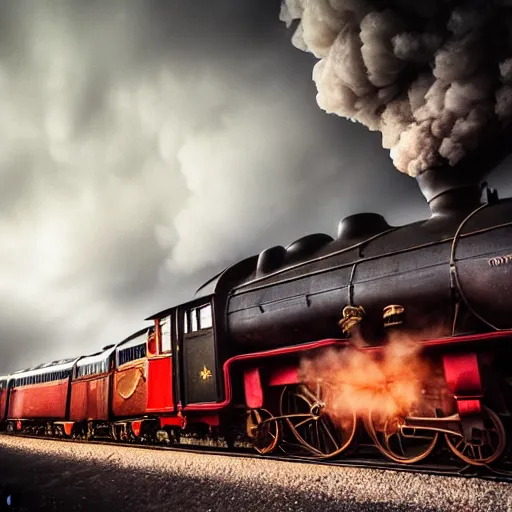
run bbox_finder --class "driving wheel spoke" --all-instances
[444,406,506,466]
[246,408,280,455]
[280,384,356,459]
[367,408,439,464]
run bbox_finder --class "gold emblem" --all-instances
[383,304,405,327]
[339,305,365,336]
[200,365,212,381]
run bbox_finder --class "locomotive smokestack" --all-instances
[415,167,484,217]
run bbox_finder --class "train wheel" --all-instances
[246,408,279,455]
[366,406,438,464]
[280,383,356,459]
[444,406,506,466]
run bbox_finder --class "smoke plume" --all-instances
[280,0,512,176]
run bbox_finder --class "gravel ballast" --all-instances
[0,435,510,512]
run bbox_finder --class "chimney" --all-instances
[416,125,512,218]
[416,166,484,218]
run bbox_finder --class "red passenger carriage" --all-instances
[69,345,116,437]
[6,359,77,434]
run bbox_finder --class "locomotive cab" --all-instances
[180,300,218,405]
[146,295,223,410]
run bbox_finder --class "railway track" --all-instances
[3,432,511,484]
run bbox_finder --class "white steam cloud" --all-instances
[280,0,512,176]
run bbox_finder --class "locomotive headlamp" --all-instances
[383,305,405,327]
[339,305,365,335]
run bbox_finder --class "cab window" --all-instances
[199,305,212,329]
[160,317,172,353]
[184,304,213,334]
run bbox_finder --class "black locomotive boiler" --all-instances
[226,166,512,350]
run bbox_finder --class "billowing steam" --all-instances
[280,0,512,176]
[300,331,451,426]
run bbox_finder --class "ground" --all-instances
[0,436,510,512]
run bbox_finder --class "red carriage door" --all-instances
[146,316,174,412]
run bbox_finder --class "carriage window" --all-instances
[160,317,172,353]
[118,343,146,365]
[199,305,212,329]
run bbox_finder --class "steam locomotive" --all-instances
[1,146,512,467]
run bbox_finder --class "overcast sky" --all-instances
[1,0,512,374]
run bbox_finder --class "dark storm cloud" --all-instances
[1,0,511,374]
